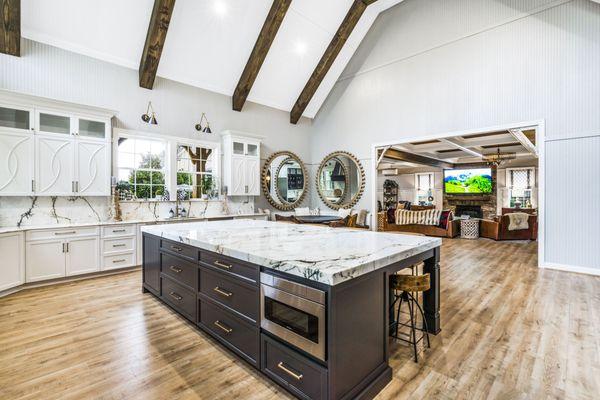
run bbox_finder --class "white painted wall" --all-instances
[310,0,600,271]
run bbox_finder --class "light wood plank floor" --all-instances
[1,239,598,399]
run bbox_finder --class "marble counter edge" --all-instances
[0,213,268,235]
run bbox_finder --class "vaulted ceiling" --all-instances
[19,0,403,121]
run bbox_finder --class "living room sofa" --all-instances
[377,211,460,238]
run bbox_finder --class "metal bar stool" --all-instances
[389,273,431,362]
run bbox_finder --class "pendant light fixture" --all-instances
[195,112,212,133]
[141,102,158,125]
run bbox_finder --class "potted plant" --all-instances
[115,181,131,200]
[200,175,213,200]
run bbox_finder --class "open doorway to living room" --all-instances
[372,121,542,266]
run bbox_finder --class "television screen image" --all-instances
[444,168,492,194]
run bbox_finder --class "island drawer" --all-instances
[261,334,327,400]
[161,253,198,291]
[199,268,259,324]
[199,251,258,285]
[199,300,259,367]
[161,276,196,321]
[160,239,198,261]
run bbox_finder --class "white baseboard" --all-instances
[540,262,600,277]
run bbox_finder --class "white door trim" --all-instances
[370,119,546,269]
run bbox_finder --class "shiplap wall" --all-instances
[310,0,600,272]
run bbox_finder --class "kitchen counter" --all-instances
[141,219,441,285]
[0,213,268,235]
[141,219,442,400]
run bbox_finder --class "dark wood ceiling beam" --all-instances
[379,148,455,169]
[232,0,291,112]
[0,0,20,57]
[289,0,377,124]
[139,0,176,90]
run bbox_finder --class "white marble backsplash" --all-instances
[0,196,255,228]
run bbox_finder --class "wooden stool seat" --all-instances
[390,273,430,292]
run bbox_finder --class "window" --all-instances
[117,137,167,200]
[176,144,215,200]
[507,168,535,208]
[415,173,435,204]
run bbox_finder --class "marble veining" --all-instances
[141,220,442,285]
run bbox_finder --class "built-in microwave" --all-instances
[260,272,326,362]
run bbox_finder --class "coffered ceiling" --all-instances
[20,0,403,120]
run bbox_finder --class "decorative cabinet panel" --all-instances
[0,232,25,291]
[26,240,66,282]
[66,237,100,276]
[222,131,262,196]
[0,131,34,195]
[75,139,111,196]
[34,134,75,196]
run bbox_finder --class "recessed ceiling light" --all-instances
[214,1,227,17]
[295,41,307,56]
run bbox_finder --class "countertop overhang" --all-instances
[141,220,442,285]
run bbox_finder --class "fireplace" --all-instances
[455,205,483,219]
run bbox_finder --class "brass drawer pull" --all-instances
[213,320,233,334]
[54,231,76,235]
[213,286,233,298]
[112,244,126,248]
[169,291,183,301]
[171,245,183,252]
[277,362,303,381]
[112,259,126,263]
[214,260,232,270]
[169,266,183,273]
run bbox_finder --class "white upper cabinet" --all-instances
[75,139,111,195]
[0,131,35,195]
[221,131,262,196]
[35,134,75,196]
[0,92,114,196]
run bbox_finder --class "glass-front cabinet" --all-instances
[0,105,33,132]
[36,110,109,141]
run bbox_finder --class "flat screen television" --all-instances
[444,168,492,194]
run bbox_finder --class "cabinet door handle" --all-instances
[112,244,126,248]
[213,286,233,298]
[55,231,76,235]
[169,265,182,273]
[213,320,232,334]
[72,181,75,192]
[171,245,183,252]
[32,180,35,192]
[66,243,69,253]
[277,362,303,381]
[213,260,232,270]
[76,181,79,192]
[62,243,66,253]
[168,291,183,301]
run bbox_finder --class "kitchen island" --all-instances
[141,220,442,400]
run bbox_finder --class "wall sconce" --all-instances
[195,112,212,133]
[141,102,158,125]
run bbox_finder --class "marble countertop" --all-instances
[141,220,442,286]
[0,213,267,235]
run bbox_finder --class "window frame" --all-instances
[506,167,536,208]
[414,172,435,204]
[175,140,220,200]
[113,129,221,202]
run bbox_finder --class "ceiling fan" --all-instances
[482,147,516,166]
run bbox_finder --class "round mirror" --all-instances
[261,151,308,211]
[316,151,365,210]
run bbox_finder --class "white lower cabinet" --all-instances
[0,232,25,291]
[26,239,66,282]
[101,223,137,270]
[66,237,100,276]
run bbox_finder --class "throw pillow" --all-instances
[295,207,310,216]
[338,208,352,219]
[438,210,451,230]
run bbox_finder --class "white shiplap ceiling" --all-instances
[21,0,403,119]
